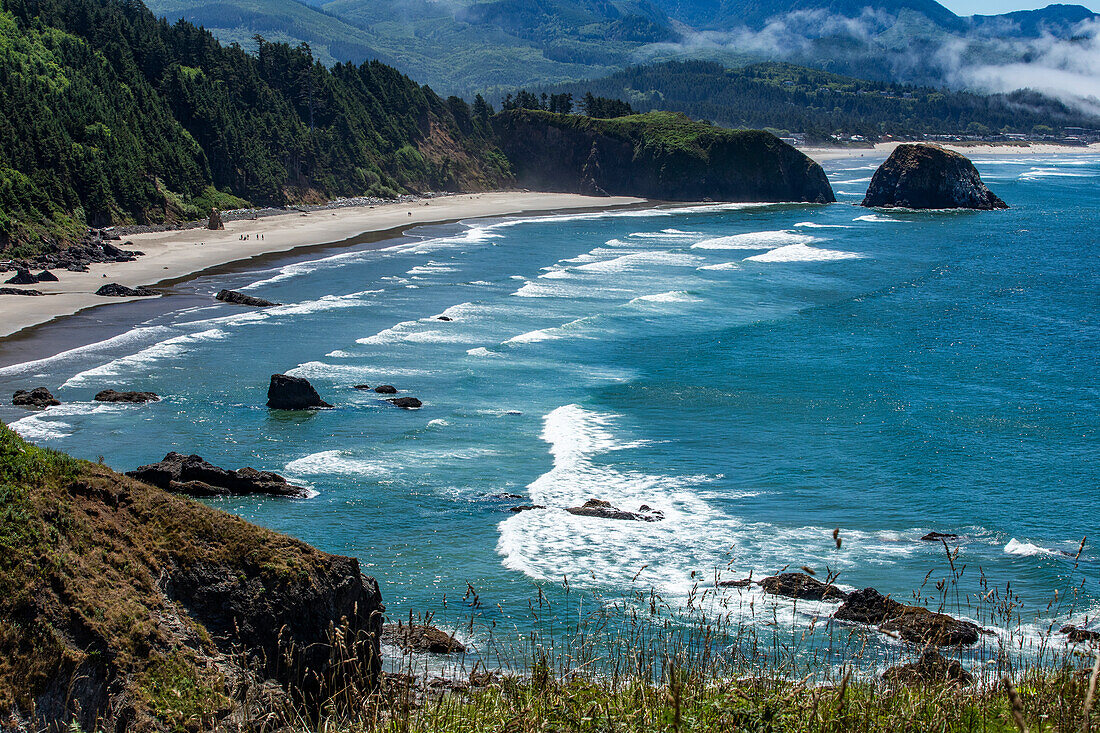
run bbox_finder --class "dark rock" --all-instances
[216,288,280,307]
[834,588,982,646]
[717,579,754,588]
[437,316,453,321]
[1060,625,1100,643]
[35,270,59,282]
[374,384,398,394]
[101,242,141,261]
[0,287,44,296]
[267,373,331,410]
[862,144,1007,210]
[126,451,310,498]
[208,208,225,230]
[510,505,546,513]
[489,493,524,500]
[387,396,423,409]
[759,572,848,601]
[12,387,60,409]
[493,110,835,203]
[94,283,157,297]
[66,263,89,272]
[565,498,663,522]
[353,384,372,390]
[883,650,975,686]
[921,531,960,542]
[94,389,160,404]
[5,268,38,284]
[383,623,466,654]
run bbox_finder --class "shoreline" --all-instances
[0,192,644,343]
[801,140,1100,163]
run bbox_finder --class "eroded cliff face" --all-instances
[0,427,382,732]
[492,110,835,204]
[862,143,1008,210]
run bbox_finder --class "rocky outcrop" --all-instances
[0,287,44,296]
[267,373,331,409]
[1,231,144,275]
[12,387,60,409]
[565,498,664,521]
[93,389,160,403]
[374,384,398,394]
[35,270,59,282]
[510,504,546,512]
[834,588,983,646]
[94,283,157,297]
[1060,624,1100,643]
[383,623,466,654]
[127,452,310,497]
[921,531,960,542]
[759,572,848,601]
[387,396,423,409]
[861,144,1007,210]
[0,428,382,733]
[5,268,38,284]
[208,208,225,230]
[883,650,975,686]
[493,110,835,203]
[216,288,280,307]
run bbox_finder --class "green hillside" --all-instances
[0,0,509,252]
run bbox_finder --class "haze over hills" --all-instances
[144,0,1100,113]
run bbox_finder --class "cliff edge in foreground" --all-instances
[862,144,1008,210]
[0,425,382,732]
[492,110,836,203]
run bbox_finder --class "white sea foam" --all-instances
[745,244,864,262]
[465,347,503,358]
[574,251,701,274]
[1004,538,1061,557]
[628,291,699,304]
[270,290,380,316]
[854,214,909,223]
[696,261,740,271]
[7,402,130,441]
[794,222,852,229]
[628,229,701,240]
[0,325,173,377]
[284,450,389,477]
[406,261,459,276]
[62,328,229,387]
[691,231,815,250]
[503,317,593,345]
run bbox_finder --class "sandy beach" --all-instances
[0,192,643,340]
[802,141,1100,163]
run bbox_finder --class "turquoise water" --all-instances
[2,153,1098,666]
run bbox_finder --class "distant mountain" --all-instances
[654,0,964,31]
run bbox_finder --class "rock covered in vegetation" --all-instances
[565,498,664,521]
[387,396,423,409]
[12,387,61,409]
[0,425,382,732]
[383,623,466,654]
[94,282,157,297]
[267,373,331,409]
[834,588,983,646]
[216,288,279,307]
[861,144,1007,210]
[493,110,835,203]
[883,650,975,686]
[127,451,310,497]
[93,389,160,403]
[759,572,848,601]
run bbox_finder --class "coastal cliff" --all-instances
[492,110,836,203]
[0,425,382,732]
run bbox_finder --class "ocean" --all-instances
[2,152,1097,673]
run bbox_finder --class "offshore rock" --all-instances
[565,498,664,521]
[383,623,466,654]
[1060,624,1100,643]
[94,283,157,297]
[921,531,960,542]
[267,373,331,409]
[493,110,835,203]
[387,396,423,409]
[94,389,160,403]
[127,451,310,497]
[862,144,1007,210]
[834,588,983,646]
[216,288,280,307]
[12,387,61,409]
[883,650,975,686]
[760,572,848,601]
[374,385,398,394]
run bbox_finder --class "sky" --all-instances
[940,0,1099,13]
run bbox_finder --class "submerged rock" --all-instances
[267,373,331,409]
[883,650,975,686]
[353,384,372,390]
[94,389,160,403]
[834,587,983,646]
[383,623,466,654]
[565,498,664,522]
[387,396,423,409]
[437,316,453,321]
[216,288,280,307]
[717,578,754,588]
[759,572,848,601]
[862,144,1007,210]
[127,451,310,497]
[94,283,157,297]
[12,387,60,409]
[510,504,546,513]
[921,531,960,542]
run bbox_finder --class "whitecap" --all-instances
[696,262,740,271]
[628,291,700,304]
[1004,538,1061,557]
[745,244,864,263]
[466,347,503,358]
[691,231,816,250]
[284,450,389,477]
[854,214,909,223]
[62,329,229,387]
[574,251,701,274]
[794,222,852,229]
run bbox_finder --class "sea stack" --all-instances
[861,144,1007,210]
[267,373,331,409]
